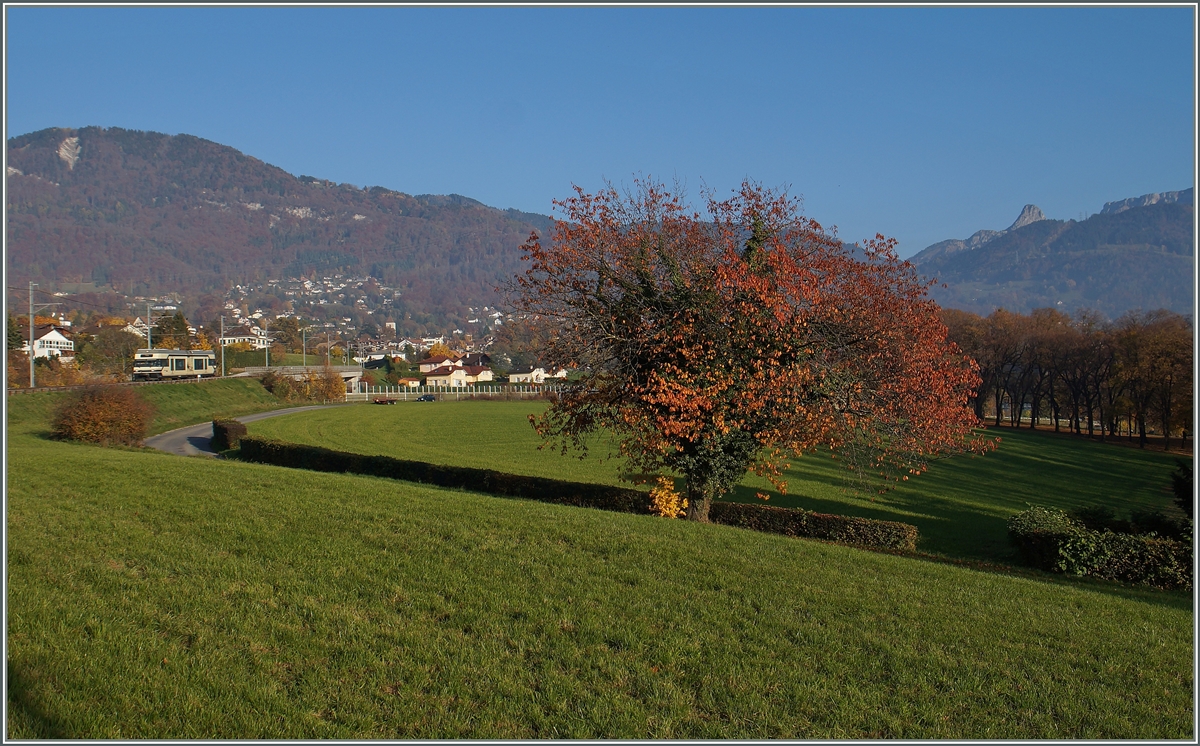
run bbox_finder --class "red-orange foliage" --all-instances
[513,180,989,521]
[52,385,155,446]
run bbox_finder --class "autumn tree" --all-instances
[268,316,302,351]
[76,328,144,378]
[423,341,455,360]
[511,180,987,522]
[153,311,191,349]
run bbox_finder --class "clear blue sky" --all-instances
[5,6,1195,257]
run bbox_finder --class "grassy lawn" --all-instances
[6,431,1194,738]
[7,377,291,438]
[246,401,1187,563]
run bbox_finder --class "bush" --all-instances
[1008,506,1192,590]
[260,368,344,402]
[1007,506,1078,570]
[236,437,919,551]
[211,419,248,451]
[51,385,155,446]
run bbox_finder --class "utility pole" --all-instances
[302,327,307,368]
[220,316,226,377]
[29,282,35,388]
[27,282,60,388]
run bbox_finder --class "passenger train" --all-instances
[132,348,218,381]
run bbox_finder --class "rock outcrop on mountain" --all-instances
[6,126,554,329]
[912,194,1193,319]
[1101,187,1193,215]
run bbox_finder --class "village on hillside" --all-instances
[6,272,570,389]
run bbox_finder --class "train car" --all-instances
[132,348,218,380]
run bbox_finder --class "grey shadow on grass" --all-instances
[7,660,69,738]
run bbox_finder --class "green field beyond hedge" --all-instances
[6,388,1195,738]
[246,400,1186,564]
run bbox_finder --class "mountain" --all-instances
[6,126,552,329]
[910,190,1193,319]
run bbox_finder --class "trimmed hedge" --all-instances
[710,501,919,551]
[238,437,650,513]
[1008,507,1193,590]
[211,419,248,451]
[236,436,919,551]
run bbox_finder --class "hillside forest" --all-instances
[6,126,552,332]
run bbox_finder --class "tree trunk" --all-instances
[1162,401,1172,452]
[684,477,717,523]
[1137,414,1147,449]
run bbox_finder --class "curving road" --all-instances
[143,404,350,457]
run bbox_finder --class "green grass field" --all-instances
[7,378,292,439]
[6,389,1195,738]
[246,401,1187,563]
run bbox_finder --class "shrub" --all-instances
[51,385,155,446]
[260,369,344,402]
[1007,506,1079,570]
[1008,506,1192,590]
[236,437,919,551]
[211,419,248,451]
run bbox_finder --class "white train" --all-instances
[132,348,218,380]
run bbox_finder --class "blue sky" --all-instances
[5,6,1195,257]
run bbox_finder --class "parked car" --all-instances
[415,394,436,402]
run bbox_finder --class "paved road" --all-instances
[143,404,350,457]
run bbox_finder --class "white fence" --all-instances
[347,384,572,402]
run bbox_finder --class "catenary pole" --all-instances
[29,282,35,388]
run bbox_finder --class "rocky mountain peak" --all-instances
[1008,204,1046,231]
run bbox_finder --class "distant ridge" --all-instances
[909,190,1193,319]
[6,126,556,330]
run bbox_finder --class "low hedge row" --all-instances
[1008,506,1193,590]
[237,437,649,513]
[710,501,919,551]
[236,436,920,552]
[211,420,248,451]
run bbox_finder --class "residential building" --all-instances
[20,325,75,359]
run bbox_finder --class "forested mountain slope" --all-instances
[6,126,550,326]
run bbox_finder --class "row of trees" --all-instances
[942,307,1193,450]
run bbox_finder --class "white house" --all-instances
[124,317,150,340]
[219,326,270,350]
[509,366,569,384]
[424,365,470,387]
[508,367,544,384]
[22,326,75,359]
[418,355,462,374]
